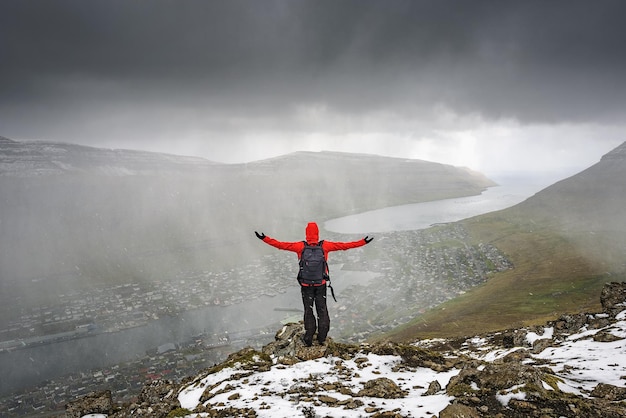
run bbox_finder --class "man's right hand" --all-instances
[255,231,266,240]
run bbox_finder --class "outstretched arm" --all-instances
[254,231,304,253]
[323,236,373,252]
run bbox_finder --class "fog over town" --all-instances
[1,1,626,416]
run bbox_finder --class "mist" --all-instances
[0,144,504,398]
[2,140,626,416]
[2,0,626,412]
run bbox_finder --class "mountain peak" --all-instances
[601,141,626,161]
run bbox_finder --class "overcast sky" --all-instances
[1,0,625,178]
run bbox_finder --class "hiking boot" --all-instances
[301,336,312,347]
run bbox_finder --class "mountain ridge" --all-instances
[0,136,221,176]
[385,140,626,340]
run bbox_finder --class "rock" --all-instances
[325,339,363,359]
[600,282,626,317]
[318,394,339,405]
[138,379,177,404]
[262,321,330,363]
[217,347,272,372]
[552,313,588,334]
[593,330,624,342]
[591,382,626,401]
[371,411,405,418]
[501,333,515,348]
[510,398,539,411]
[365,406,383,413]
[337,397,364,409]
[296,341,328,361]
[368,341,455,371]
[531,338,553,354]
[439,402,481,418]
[423,380,442,396]
[446,360,547,399]
[261,322,302,362]
[118,379,180,418]
[300,405,316,418]
[357,377,407,399]
[65,390,113,418]
[501,348,530,362]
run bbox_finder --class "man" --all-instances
[255,222,373,346]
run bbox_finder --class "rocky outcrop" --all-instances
[357,377,407,398]
[261,322,330,364]
[601,281,626,317]
[437,282,626,418]
[67,282,626,417]
[65,390,113,417]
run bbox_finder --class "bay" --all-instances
[324,183,544,234]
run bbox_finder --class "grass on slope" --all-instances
[384,213,621,341]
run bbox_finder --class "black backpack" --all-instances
[299,241,327,285]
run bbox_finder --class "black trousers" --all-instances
[300,284,330,344]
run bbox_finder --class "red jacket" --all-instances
[261,222,367,285]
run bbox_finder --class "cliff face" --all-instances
[67,282,626,418]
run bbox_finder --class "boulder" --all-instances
[601,282,626,317]
[439,402,481,418]
[65,390,113,418]
[262,321,333,363]
[423,379,442,396]
[591,382,626,401]
[357,377,407,399]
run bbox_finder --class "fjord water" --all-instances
[0,270,377,395]
[325,182,545,233]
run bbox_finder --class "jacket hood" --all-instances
[305,222,319,244]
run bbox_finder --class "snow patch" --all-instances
[496,386,527,406]
[178,353,459,417]
[526,327,554,345]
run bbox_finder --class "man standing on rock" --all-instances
[255,222,373,346]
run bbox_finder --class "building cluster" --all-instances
[323,225,513,341]
[0,224,513,416]
[0,328,274,417]
[0,254,295,350]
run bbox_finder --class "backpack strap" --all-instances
[316,240,329,277]
[327,279,337,302]
[317,240,335,300]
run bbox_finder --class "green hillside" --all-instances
[384,142,626,341]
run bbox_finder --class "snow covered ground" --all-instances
[171,310,626,417]
[179,353,458,417]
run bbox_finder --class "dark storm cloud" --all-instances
[1,0,626,144]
